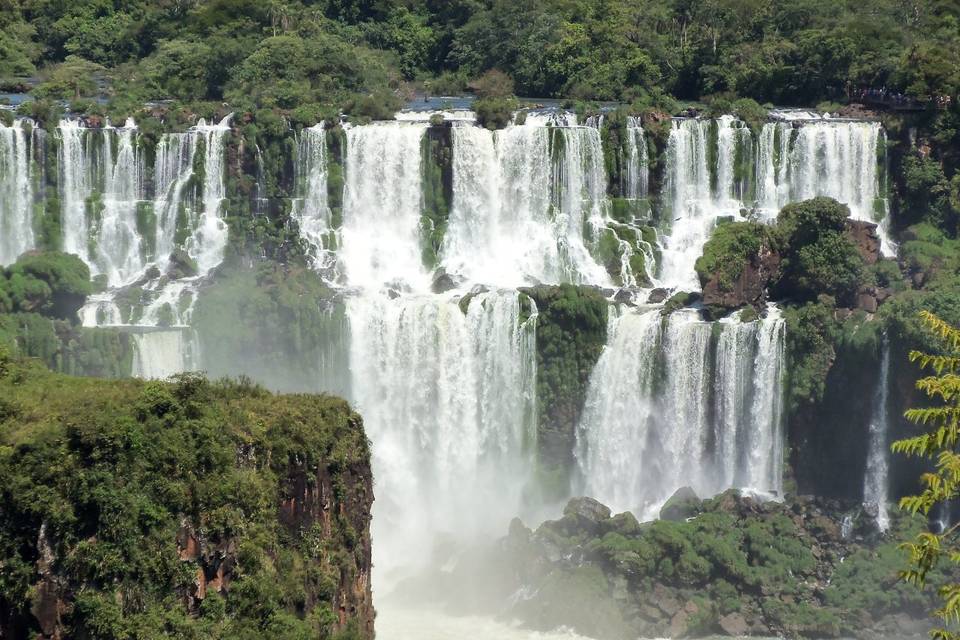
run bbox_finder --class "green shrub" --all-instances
[474,95,518,130]
[1,252,92,320]
[775,198,864,305]
[695,221,773,290]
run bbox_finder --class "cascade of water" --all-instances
[131,329,200,379]
[623,117,648,199]
[755,120,892,252]
[188,117,231,275]
[747,305,786,493]
[154,130,199,269]
[575,307,786,517]
[346,290,537,591]
[863,337,892,532]
[59,120,94,262]
[573,308,661,512]
[95,119,147,286]
[341,122,430,291]
[658,118,747,290]
[0,120,35,265]
[79,294,123,327]
[553,126,611,283]
[441,120,611,287]
[292,124,336,275]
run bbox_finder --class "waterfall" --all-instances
[187,117,230,275]
[59,119,149,284]
[623,117,648,199]
[341,122,430,291]
[154,130,200,269]
[552,126,611,283]
[80,294,123,327]
[346,290,537,590]
[59,120,94,263]
[658,118,748,290]
[863,337,891,532]
[95,119,146,286]
[575,306,786,518]
[131,329,200,379]
[0,120,35,265]
[441,121,610,287]
[755,120,892,252]
[292,124,336,275]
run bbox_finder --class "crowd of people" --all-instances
[848,86,953,110]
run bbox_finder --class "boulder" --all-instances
[857,291,879,313]
[614,288,635,304]
[563,497,612,528]
[845,219,881,265]
[719,612,750,636]
[166,249,198,280]
[647,287,669,304]
[660,486,701,521]
[431,268,460,294]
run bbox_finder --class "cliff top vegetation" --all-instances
[0,351,371,639]
[1,0,958,125]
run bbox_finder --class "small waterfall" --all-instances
[154,130,200,269]
[0,120,35,265]
[863,337,891,532]
[552,125,612,284]
[80,294,123,327]
[623,117,648,199]
[95,119,146,286]
[755,120,892,252]
[131,329,200,379]
[575,306,786,517]
[59,119,149,284]
[341,122,430,291]
[346,290,537,590]
[59,120,94,262]
[441,120,610,287]
[658,118,748,290]
[187,117,230,275]
[292,124,336,275]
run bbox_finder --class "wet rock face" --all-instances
[277,461,375,636]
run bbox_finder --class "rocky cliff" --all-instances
[0,354,373,640]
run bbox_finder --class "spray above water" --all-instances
[345,290,537,592]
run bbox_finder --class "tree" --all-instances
[33,55,105,100]
[774,197,865,305]
[894,311,960,640]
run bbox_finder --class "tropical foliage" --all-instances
[894,311,960,639]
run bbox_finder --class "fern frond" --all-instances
[918,311,960,352]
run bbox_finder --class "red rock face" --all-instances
[19,458,375,640]
[277,462,375,638]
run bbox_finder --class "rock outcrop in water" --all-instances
[476,491,947,640]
